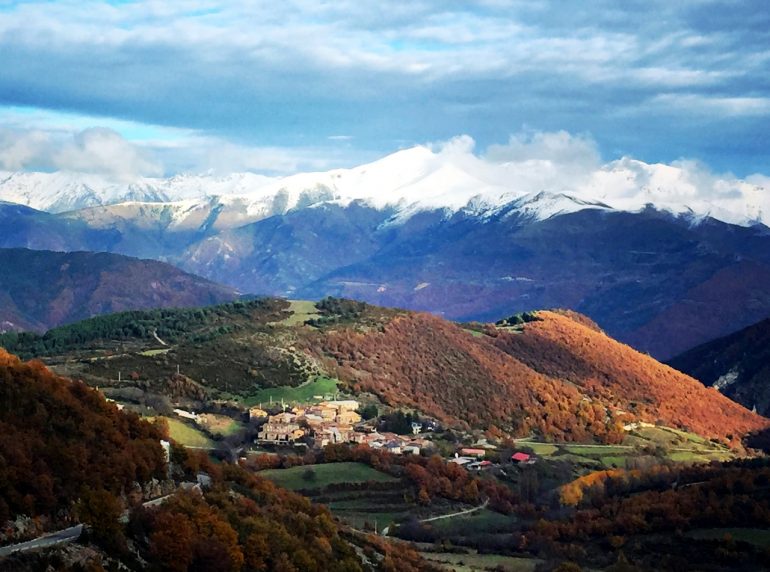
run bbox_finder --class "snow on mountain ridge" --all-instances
[1,144,767,228]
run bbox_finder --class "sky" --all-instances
[0,0,768,179]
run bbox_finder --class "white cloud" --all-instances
[53,128,163,180]
[0,128,50,171]
[418,131,770,226]
[0,0,767,175]
[485,130,600,166]
[0,126,162,180]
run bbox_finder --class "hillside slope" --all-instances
[491,311,766,442]
[0,347,415,571]
[3,299,765,445]
[669,317,770,416]
[0,348,166,524]
[0,248,239,332]
[316,309,768,444]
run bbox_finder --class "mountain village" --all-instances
[250,399,434,455]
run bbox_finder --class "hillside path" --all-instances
[419,498,489,524]
[151,329,168,346]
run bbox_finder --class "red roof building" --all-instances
[511,452,531,463]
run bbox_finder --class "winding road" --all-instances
[0,525,84,557]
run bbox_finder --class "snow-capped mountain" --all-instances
[0,170,275,214]
[2,144,767,228]
[0,171,170,213]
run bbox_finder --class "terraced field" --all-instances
[516,425,734,469]
[687,528,770,547]
[273,300,321,326]
[420,551,541,572]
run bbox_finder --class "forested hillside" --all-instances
[0,348,166,526]
[0,297,288,358]
[315,310,768,444]
[0,348,437,571]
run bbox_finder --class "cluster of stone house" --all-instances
[254,400,363,446]
[251,400,431,454]
[257,411,306,442]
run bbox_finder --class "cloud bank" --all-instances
[0,1,768,174]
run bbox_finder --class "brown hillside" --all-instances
[318,312,601,441]
[0,248,239,332]
[317,311,768,444]
[0,348,166,523]
[490,311,768,442]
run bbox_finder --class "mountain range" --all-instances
[2,145,768,226]
[2,146,770,358]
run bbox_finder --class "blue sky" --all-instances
[0,0,768,177]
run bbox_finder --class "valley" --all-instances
[3,2,769,570]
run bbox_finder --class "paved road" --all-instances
[2,491,179,555]
[0,525,83,557]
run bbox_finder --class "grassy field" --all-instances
[341,511,413,531]
[516,425,734,469]
[559,445,630,455]
[600,455,628,467]
[197,413,243,437]
[138,348,170,356]
[687,528,770,547]
[157,417,214,448]
[628,426,720,449]
[274,300,321,326]
[245,376,339,406]
[521,442,558,456]
[420,551,540,572]
[668,450,732,463]
[259,462,399,491]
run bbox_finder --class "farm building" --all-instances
[511,452,535,464]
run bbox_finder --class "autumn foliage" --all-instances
[318,444,517,513]
[537,459,770,541]
[315,311,767,444]
[129,465,366,572]
[491,311,769,443]
[0,349,166,524]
